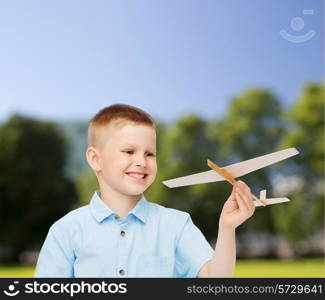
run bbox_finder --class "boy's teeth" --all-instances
[128,173,145,179]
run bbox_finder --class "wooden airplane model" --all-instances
[162,148,299,207]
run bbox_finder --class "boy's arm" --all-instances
[35,222,75,277]
[198,181,255,277]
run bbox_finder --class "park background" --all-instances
[0,0,324,277]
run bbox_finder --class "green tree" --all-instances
[271,84,324,251]
[146,115,226,240]
[76,170,98,207]
[0,115,78,262]
[207,89,284,236]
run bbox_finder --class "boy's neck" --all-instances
[98,185,141,218]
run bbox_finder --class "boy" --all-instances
[35,104,255,277]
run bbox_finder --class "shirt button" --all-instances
[120,231,125,237]
[114,215,120,220]
[119,269,125,276]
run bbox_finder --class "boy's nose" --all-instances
[135,155,147,167]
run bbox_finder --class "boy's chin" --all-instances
[125,189,146,197]
[124,183,151,196]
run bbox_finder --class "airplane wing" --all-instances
[162,147,299,188]
[254,198,290,207]
[162,170,224,188]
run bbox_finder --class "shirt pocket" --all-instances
[137,255,174,277]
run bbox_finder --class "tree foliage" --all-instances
[207,89,284,234]
[0,115,78,261]
[146,115,227,239]
[271,84,324,250]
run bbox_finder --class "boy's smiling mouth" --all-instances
[125,171,148,181]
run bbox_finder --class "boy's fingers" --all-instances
[235,188,250,213]
[243,189,255,214]
[236,181,255,211]
[236,187,254,216]
[237,180,251,193]
[247,193,255,212]
[228,186,236,201]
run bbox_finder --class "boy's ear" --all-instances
[86,147,101,172]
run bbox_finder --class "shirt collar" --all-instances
[129,194,148,223]
[89,191,148,224]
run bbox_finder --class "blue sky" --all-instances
[0,0,323,123]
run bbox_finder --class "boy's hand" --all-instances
[219,180,255,229]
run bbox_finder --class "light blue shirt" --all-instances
[35,192,214,277]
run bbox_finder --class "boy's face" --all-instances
[94,122,157,197]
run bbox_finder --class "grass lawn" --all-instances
[235,259,324,277]
[0,265,35,278]
[0,258,323,277]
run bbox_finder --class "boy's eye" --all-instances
[146,152,156,157]
[123,150,134,154]
[122,150,156,157]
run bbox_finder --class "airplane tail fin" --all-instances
[255,197,290,207]
[260,189,267,201]
[256,189,290,207]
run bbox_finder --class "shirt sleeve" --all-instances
[174,214,214,278]
[35,221,75,278]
